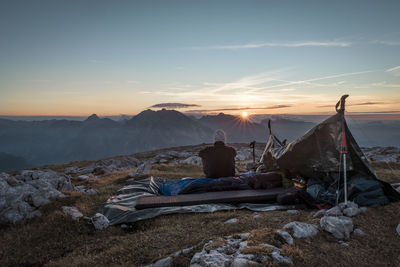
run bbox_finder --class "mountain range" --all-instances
[0,109,399,171]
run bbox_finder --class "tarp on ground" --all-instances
[98,177,299,225]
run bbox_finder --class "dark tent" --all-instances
[260,95,400,204]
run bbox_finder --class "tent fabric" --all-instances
[98,177,300,225]
[260,108,400,202]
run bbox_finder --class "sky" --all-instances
[1,0,400,117]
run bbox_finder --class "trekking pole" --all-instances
[250,141,256,164]
[342,123,348,205]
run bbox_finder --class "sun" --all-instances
[241,112,248,119]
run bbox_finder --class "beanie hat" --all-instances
[214,129,226,143]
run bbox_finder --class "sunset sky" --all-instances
[1,0,399,116]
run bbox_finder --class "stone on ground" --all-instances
[276,230,294,245]
[396,224,400,237]
[283,221,319,238]
[0,170,74,225]
[353,228,366,236]
[325,206,343,216]
[91,213,110,230]
[320,216,353,239]
[62,206,83,220]
[224,218,238,224]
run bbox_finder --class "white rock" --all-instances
[338,241,349,247]
[271,251,293,265]
[353,228,366,236]
[283,221,319,238]
[343,207,361,217]
[320,216,353,239]
[77,175,89,181]
[62,206,83,220]
[231,257,263,267]
[92,213,110,230]
[65,166,79,174]
[0,170,72,225]
[339,201,358,211]
[253,212,261,219]
[224,218,238,224]
[151,256,173,267]
[326,206,343,216]
[396,224,400,236]
[276,230,294,245]
[190,249,232,267]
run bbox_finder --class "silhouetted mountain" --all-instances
[125,109,213,150]
[198,113,267,142]
[0,152,31,172]
[0,110,399,170]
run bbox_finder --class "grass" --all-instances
[0,145,399,266]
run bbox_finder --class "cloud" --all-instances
[191,41,351,50]
[149,103,201,109]
[351,102,388,106]
[372,40,400,46]
[318,102,388,108]
[186,105,292,113]
[386,66,400,72]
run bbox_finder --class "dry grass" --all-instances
[0,145,399,266]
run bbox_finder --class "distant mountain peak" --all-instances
[86,114,100,121]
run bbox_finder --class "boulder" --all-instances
[320,216,353,239]
[271,251,293,265]
[396,224,400,237]
[92,213,110,230]
[338,201,358,210]
[276,230,294,245]
[1,169,74,225]
[230,257,263,267]
[190,249,233,267]
[151,256,173,267]
[62,206,83,220]
[343,207,361,217]
[326,206,343,216]
[283,221,319,238]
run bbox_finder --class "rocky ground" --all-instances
[0,144,399,266]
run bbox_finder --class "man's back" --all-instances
[199,141,237,178]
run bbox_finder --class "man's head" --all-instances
[214,129,226,143]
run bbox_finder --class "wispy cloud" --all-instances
[149,103,200,109]
[186,105,292,113]
[318,102,388,108]
[386,66,400,72]
[191,41,351,50]
[372,40,400,46]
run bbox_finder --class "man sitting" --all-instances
[199,129,237,178]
